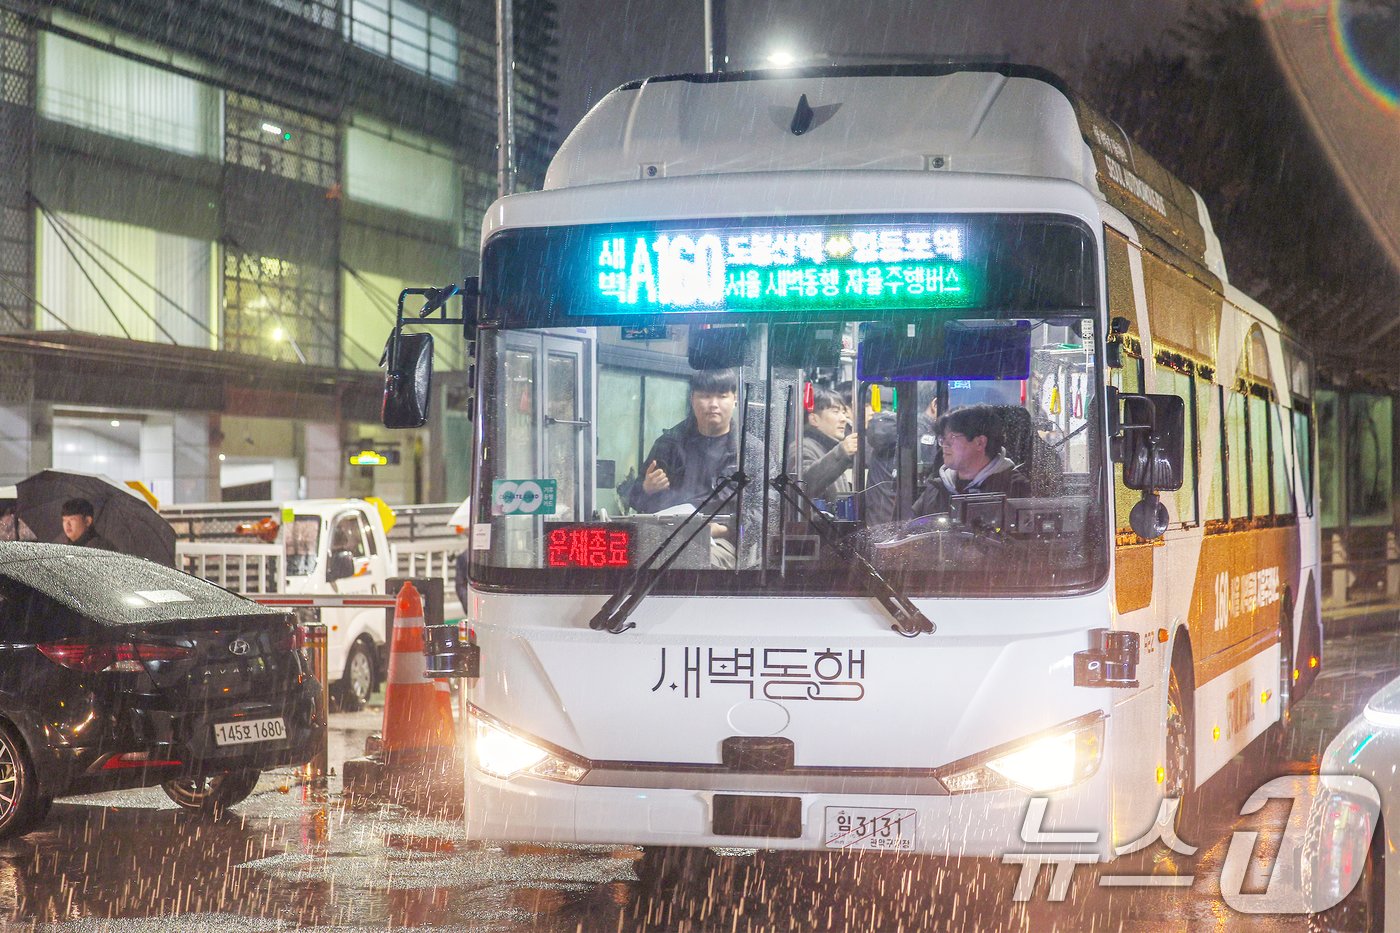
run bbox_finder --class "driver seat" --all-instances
[992,405,1065,498]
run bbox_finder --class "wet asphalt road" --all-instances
[0,616,1396,932]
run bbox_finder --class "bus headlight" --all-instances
[938,715,1104,795]
[469,709,589,783]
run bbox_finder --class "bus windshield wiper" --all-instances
[768,472,936,639]
[588,393,752,635]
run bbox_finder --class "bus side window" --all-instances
[1113,352,1144,532]
[1155,360,1198,525]
[1272,401,1295,517]
[1203,381,1224,523]
[1223,389,1249,520]
[1248,390,1272,518]
[1293,406,1314,517]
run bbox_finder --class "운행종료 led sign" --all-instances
[591,223,977,314]
[545,524,633,569]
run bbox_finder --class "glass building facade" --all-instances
[0,0,557,506]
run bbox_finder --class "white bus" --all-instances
[398,64,1321,881]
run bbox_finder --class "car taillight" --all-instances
[37,640,194,673]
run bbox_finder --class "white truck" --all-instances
[163,498,465,710]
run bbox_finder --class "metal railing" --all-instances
[177,542,284,594]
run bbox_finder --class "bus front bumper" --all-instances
[463,764,1114,859]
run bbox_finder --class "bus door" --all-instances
[497,332,594,565]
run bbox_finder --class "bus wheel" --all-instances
[635,846,715,893]
[1261,597,1297,768]
[1164,662,1201,840]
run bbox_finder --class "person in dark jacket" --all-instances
[863,409,898,525]
[59,497,117,551]
[800,386,857,503]
[626,370,739,513]
[912,405,1030,515]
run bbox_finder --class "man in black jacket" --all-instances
[912,405,1029,515]
[59,498,118,551]
[626,370,739,513]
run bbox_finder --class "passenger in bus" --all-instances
[861,384,899,525]
[911,405,1030,516]
[863,409,898,525]
[625,369,739,514]
[800,386,857,503]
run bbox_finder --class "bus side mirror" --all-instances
[382,331,434,429]
[1110,390,1185,494]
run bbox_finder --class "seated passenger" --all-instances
[800,386,857,503]
[912,405,1030,515]
[626,370,739,514]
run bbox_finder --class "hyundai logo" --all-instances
[228,638,252,656]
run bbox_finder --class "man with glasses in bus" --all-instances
[912,405,1029,516]
[626,370,739,514]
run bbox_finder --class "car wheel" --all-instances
[1164,660,1203,842]
[162,769,261,816]
[0,724,42,840]
[336,639,376,713]
[634,846,716,892]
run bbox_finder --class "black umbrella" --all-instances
[14,469,176,567]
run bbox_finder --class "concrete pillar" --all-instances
[1329,531,1349,609]
[1388,530,1400,600]
[0,403,33,486]
[303,422,341,499]
[171,412,216,504]
[138,416,174,505]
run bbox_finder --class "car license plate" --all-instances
[823,806,917,850]
[213,717,286,746]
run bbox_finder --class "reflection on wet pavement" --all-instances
[0,624,1393,930]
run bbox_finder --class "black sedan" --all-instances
[0,542,325,837]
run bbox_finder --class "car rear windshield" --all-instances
[0,545,278,625]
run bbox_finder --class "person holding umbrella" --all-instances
[59,498,117,552]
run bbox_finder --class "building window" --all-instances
[36,209,216,348]
[223,252,335,367]
[343,0,458,84]
[345,117,459,223]
[224,92,338,188]
[341,266,461,371]
[267,0,339,31]
[37,31,220,158]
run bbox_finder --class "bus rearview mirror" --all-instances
[1115,392,1185,493]
[382,331,434,429]
[688,327,748,371]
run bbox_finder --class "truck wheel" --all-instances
[163,769,261,816]
[336,638,376,713]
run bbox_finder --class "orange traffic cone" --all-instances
[380,581,457,763]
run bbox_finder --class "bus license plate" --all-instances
[213,717,286,746]
[823,807,917,851]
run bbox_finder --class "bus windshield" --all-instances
[470,214,1108,598]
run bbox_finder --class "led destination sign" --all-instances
[592,223,978,314]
